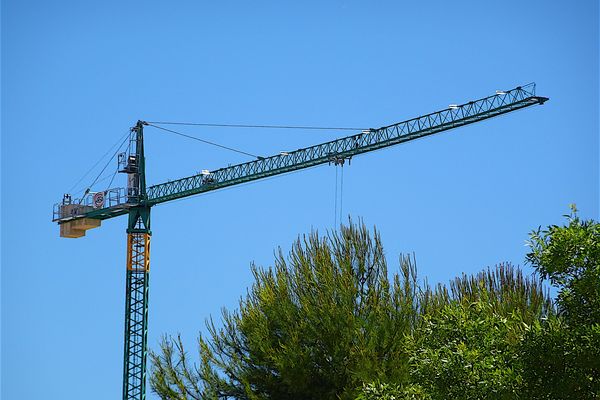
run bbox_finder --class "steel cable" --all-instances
[146,123,262,159]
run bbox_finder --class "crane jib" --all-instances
[146,92,547,205]
[53,85,548,224]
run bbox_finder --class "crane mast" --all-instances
[52,84,548,400]
[122,121,152,399]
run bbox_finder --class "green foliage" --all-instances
[150,335,204,399]
[407,301,523,400]
[520,206,600,398]
[526,205,600,324]
[356,382,431,400]
[151,221,421,400]
[421,263,552,326]
[519,317,600,399]
[149,218,568,400]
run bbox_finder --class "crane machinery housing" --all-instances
[52,83,548,400]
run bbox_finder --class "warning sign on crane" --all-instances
[93,192,105,209]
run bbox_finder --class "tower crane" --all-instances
[52,84,548,400]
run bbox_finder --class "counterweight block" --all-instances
[59,218,101,238]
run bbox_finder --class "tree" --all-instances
[356,382,431,400]
[151,219,554,400]
[404,262,551,400]
[407,300,524,400]
[151,221,421,400]
[420,263,552,324]
[526,205,600,325]
[519,206,600,398]
[518,316,600,399]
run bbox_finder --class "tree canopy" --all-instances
[519,206,600,398]
[151,223,420,399]
[151,211,598,399]
[526,205,600,325]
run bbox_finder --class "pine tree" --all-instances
[150,221,420,400]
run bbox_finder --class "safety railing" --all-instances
[53,187,128,222]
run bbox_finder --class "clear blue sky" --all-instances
[2,1,598,398]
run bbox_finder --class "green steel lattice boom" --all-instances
[146,84,547,205]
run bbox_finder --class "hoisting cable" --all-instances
[334,167,338,227]
[339,165,344,224]
[146,121,368,131]
[145,123,263,159]
[332,159,348,227]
